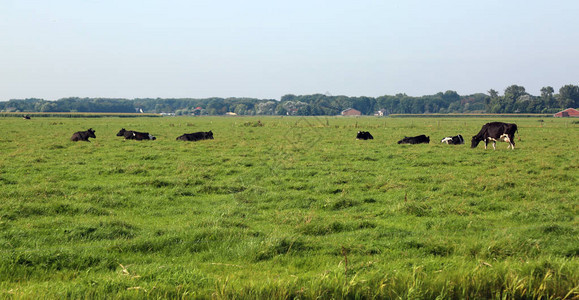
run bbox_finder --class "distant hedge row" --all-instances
[0,112,557,118]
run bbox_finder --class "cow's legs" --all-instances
[492,141,496,150]
[484,139,488,149]
[503,135,511,149]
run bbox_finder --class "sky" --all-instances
[1,0,578,101]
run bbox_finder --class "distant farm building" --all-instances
[192,107,203,116]
[341,108,361,116]
[374,109,389,117]
[286,108,299,116]
[553,108,579,117]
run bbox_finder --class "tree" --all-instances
[255,101,277,115]
[352,97,376,115]
[539,86,556,111]
[448,102,461,112]
[234,104,247,115]
[503,85,527,113]
[514,95,533,112]
[557,84,579,108]
[206,98,227,115]
[504,85,527,100]
[443,90,460,103]
[486,89,500,112]
[275,105,287,116]
[541,86,554,98]
[280,94,297,102]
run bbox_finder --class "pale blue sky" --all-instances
[1,0,578,100]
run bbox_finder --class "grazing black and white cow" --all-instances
[71,128,96,142]
[116,128,156,140]
[471,122,517,150]
[397,135,430,144]
[176,131,214,141]
[23,115,31,120]
[441,134,464,145]
[356,131,374,140]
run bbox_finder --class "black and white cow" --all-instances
[398,135,430,144]
[471,122,517,150]
[356,131,374,140]
[71,128,96,142]
[131,132,156,140]
[441,134,464,145]
[176,131,214,141]
[116,128,156,140]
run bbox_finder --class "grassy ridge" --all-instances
[0,116,577,299]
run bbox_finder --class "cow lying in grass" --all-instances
[441,134,464,145]
[356,131,374,140]
[398,135,430,144]
[71,128,96,142]
[176,131,214,141]
[116,128,156,140]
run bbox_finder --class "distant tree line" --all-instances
[1,84,577,115]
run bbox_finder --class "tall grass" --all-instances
[0,116,577,298]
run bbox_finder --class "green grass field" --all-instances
[0,116,577,299]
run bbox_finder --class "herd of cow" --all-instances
[70,121,518,150]
[70,128,214,142]
[356,121,518,149]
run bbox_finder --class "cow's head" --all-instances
[116,128,126,136]
[87,128,96,138]
[206,131,214,139]
[471,136,482,148]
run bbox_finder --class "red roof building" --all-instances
[553,108,579,117]
[341,108,362,116]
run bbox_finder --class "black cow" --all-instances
[471,122,517,150]
[356,131,374,140]
[132,132,156,140]
[176,131,214,141]
[23,115,31,120]
[116,128,133,139]
[398,135,430,144]
[71,128,96,142]
[116,128,156,140]
[441,134,464,145]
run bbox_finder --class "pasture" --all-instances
[0,116,577,299]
